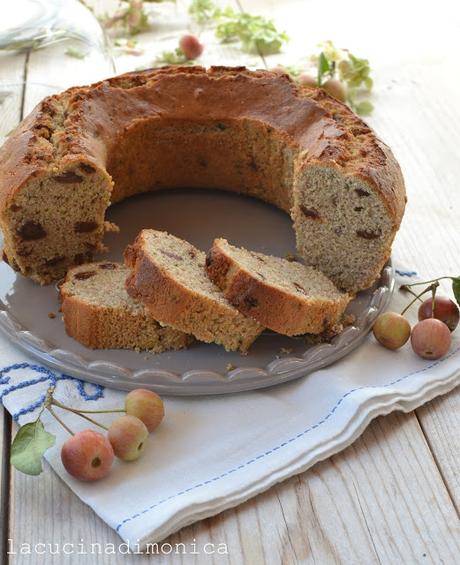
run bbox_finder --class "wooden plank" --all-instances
[0,50,29,139]
[0,409,12,562]
[416,387,460,512]
[7,411,460,563]
[0,48,29,564]
[228,411,460,565]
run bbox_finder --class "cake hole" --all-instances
[75,221,98,233]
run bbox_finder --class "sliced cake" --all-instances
[60,261,192,351]
[206,239,350,336]
[124,230,264,353]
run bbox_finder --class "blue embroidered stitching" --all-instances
[0,364,104,421]
[114,345,460,532]
[76,379,104,401]
[395,270,417,277]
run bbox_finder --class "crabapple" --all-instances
[418,296,459,332]
[322,78,347,102]
[411,318,451,360]
[373,312,411,350]
[179,34,203,60]
[298,73,317,87]
[125,389,165,432]
[108,415,148,462]
[61,430,114,481]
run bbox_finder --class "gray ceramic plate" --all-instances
[0,189,394,395]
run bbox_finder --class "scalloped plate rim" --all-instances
[0,262,394,395]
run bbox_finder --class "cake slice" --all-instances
[124,231,264,353]
[205,239,350,336]
[60,261,192,351]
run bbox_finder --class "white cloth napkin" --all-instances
[1,265,459,546]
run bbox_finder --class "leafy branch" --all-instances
[189,1,288,55]
[314,41,374,115]
[10,388,125,476]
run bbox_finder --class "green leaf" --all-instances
[10,420,56,476]
[188,0,218,24]
[214,9,287,54]
[317,52,330,85]
[318,52,330,75]
[354,100,374,116]
[364,77,373,90]
[154,48,193,65]
[452,277,460,306]
[283,64,302,78]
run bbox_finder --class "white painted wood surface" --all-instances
[0,0,459,562]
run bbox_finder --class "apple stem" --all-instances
[400,283,438,316]
[52,400,109,431]
[69,408,125,415]
[431,285,437,318]
[47,406,74,436]
[400,286,424,302]
[402,276,452,288]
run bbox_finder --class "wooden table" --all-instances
[1,0,459,562]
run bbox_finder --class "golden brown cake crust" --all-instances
[0,66,405,289]
[124,230,264,353]
[0,66,404,215]
[206,239,350,335]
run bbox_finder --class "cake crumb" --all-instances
[304,318,347,346]
[226,363,235,371]
[280,347,293,355]
[342,313,356,327]
[48,312,56,319]
[104,221,120,233]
